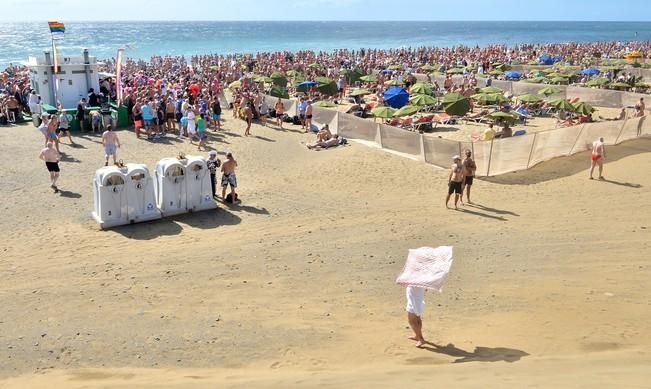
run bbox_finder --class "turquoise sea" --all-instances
[1,21,650,68]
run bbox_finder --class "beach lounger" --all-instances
[432,113,455,128]
[464,110,488,124]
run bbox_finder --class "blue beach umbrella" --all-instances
[383,86,410,108]
[581,67,600,76]
[297,81,318,88]
[504,71,522,80]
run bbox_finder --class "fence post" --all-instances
[375,123,382,147]
[569,124,586,155]
[486,138,494,176]
[526,132,537,168]
[638,115,646,137]
[419,133,426,162]
[614,118,629,144]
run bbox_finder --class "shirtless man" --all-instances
[275,98,284,128]
[39,141,61,192]
[244,102,253,136]
[221,152,238,200]
[307,134,339,149]
[590,137,606,180]
[101,125,121,166]
[305,100,313,133]
[316,124,332,142]
[38,113,50,146]
[461,149,477,203]
[446,155,464,209]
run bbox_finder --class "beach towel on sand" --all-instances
[395,246,454,291]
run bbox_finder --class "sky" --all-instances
[2,0,651,21]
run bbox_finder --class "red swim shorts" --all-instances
[591,153,602,161]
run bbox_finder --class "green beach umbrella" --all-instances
[392,105,420,117]
[420,64,437,72]
[442,92,471,116]
[316,77,338,96]
[228,80,241,90]
[550,77,568,84]
[409,94,438,106]
[548,98,575,111]
[487,111,518,121]
[475,73,488,78]
[254,76,274,83]
[517,94,543,103]
[610,82,632,89]
[360,74,377,82]
[446,67,465,75]
[388,64,402,70]
[634,82,650,89]
[586,77,609,87]
[493,63,511,71]
[286,69,301,77]
[480,86,503,94]
[522,77,544,84]
[270,71,288,87]
[488,69,503,76]
[384,79,402,86]
[344,69,365,85]
[534,70,546,78]
[471,93,507,105]
[349,88,372,97]
[538,86,562,95]
[312,100,337,108]
[308,63,321,69]
[371,106,397,118]
[269,86,289,99]
[410,82,433,95]
[574,102,596,115]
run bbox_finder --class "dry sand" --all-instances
[1,112,650,388]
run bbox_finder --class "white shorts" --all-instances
[405,286,425,317]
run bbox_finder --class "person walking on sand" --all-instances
[221,152,238,201]
[461,149,477,204]
[244,102,253,136]
[406,286,427,347]
[446,155,464,209]
[39,141,61,192]
[590,137,606,180]
[275,98,284,128]
[101,125,121,166]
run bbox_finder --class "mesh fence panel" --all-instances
[566,86,622,108]
[511,82,550,96]
[621,91,647,108]
[337,114,378,142]
[528,125,583,168]
[492,80,512,94]
[616,117,643,143]
[486,134,536,175]
[379,124,422,155]
[570,121,622,154]
[312,107,338,130]
[423,136,461,168]
[470,140,491,177]
[640,115,651,135]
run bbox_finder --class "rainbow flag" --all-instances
[48,21,65,34]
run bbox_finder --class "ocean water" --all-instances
[1,21,650,68]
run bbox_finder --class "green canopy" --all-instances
[349,88,372,97]
[522,77,544,83]
[517,94,544,103]
[388,64,402,70]
[270,71,288,87]
[487,111,518,121]
[269,86,289,99]
[549,77,568,84]
[254,76,274,83]
[228,80,241,90]
[410,82,433,95]
[419,64,437,71]
[480,86,503,94]
[538,86,562,95]
[371,106,397,118]
[471,93,508,105]
[344,69,365,85]
[609,82,632,89]
[586,77,609,87]
[360,74,377,82]
[547,98,575,111]
[574,102,596,115]
[547,72,570,79]
[493,63,511,71]
[409,94,438,106]
[312,100,336,108]
[384,79,402,86]
[475,73,488,78]
[634,82,650,89]
[316,77,338,96]
[446,67,465,75]
[533,70,546,78]
[442,92,471,116]
[392,105,420,117]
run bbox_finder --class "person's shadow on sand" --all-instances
[421,343,529,363]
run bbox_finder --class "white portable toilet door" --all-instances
[102,175,126,222]
[167,165,186,212]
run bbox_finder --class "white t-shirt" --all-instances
[186,111,196,133]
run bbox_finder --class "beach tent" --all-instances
[383,86,410,108]
[581,68,600,76]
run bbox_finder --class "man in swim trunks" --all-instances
[39,141,61,192]
[275,98,285,129]
[590,137,606,180]
[243,102,253,136]
[101,125,121,166]
[304,100,313,133]
[446,155,464,209]
[406,286,427,347]
[221,152,238,201]
[461,149,477,204]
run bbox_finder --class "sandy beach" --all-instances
[1,111,650,388]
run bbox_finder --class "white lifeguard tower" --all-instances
[125,163,162,224]
[92,166,129,228]
[27,49,100,109]
[183,155,218,212]
[154,158,188,217]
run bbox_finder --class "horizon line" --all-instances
[3,19,651,23]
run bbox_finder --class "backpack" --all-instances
[292,115,301,125]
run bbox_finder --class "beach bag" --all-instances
[338,137,348,146]
[292,115,301,125]
[225,192,238,204]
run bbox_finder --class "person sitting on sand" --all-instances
[600,108,626,121]
[316,124,332,142]
[307,134,340,150]
[494,124,512,139]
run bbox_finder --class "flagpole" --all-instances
[50,32,58,107]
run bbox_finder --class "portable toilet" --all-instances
[154,158,187,216]
[92,166,128,228]
[125,163,162,224]
[183,155,217,212]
